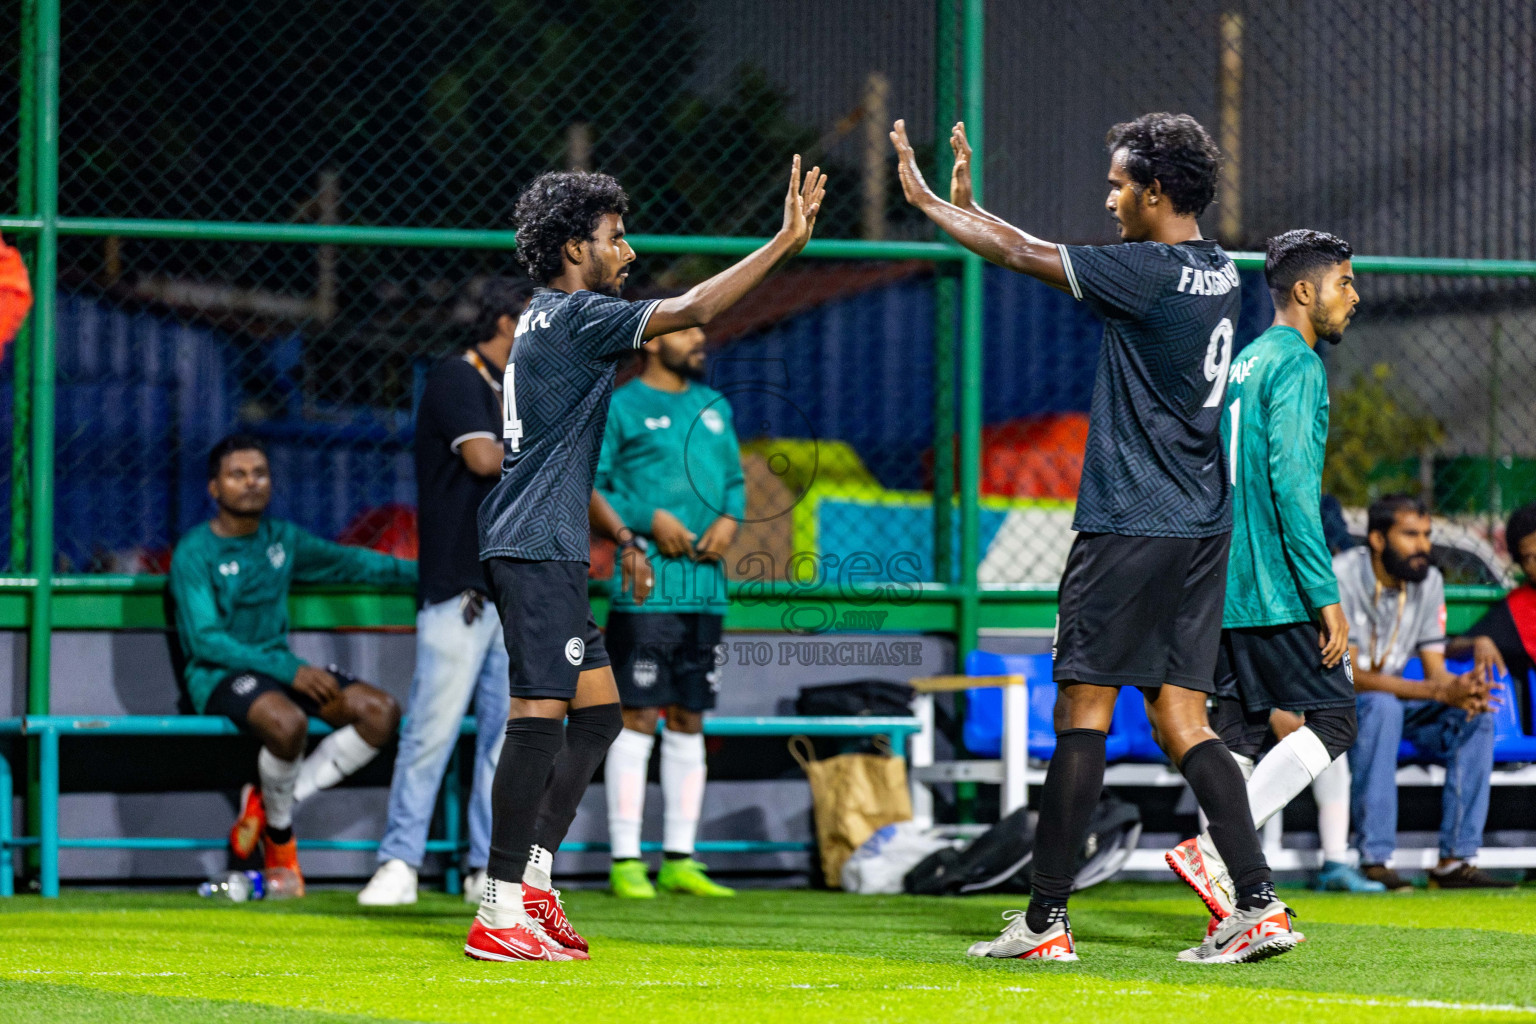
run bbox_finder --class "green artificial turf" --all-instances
[1,884,1533,1023]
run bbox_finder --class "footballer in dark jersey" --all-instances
[464,159,827,963]
[892,114,1296,963]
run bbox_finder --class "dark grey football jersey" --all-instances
[477,287,659,562]
[1058,239,1240,538]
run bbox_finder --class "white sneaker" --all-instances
[1177,899,1299,964]
[966,909,1078,961]
[462,868,487,904]
[357,858,418,906]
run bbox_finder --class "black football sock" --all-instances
[264,825,293,846]
[1180,737,1271,891]
[485,717,565,883]
[533,702,624,856]
[663,851,689,861]
[1025,727,1107,930]
[1236,880,1279,912]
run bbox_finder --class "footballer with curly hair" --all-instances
[463,158,826,962]
[891,113,1297,963]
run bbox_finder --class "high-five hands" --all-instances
[888,119,934,209]
[949,122,976,210]
[781,155,828,255]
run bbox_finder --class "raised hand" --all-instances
[949,122,976,209]
[889,119,934,209]
[780,155,827,255]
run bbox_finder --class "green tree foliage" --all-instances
[1324,363,1444,506]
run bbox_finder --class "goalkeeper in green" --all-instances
[1166,230,1364,960]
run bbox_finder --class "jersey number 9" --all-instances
[1202,317,1234,408]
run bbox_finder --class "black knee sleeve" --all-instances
[1209,696,1270,761]
[1302,703,1357,761]
[566,701,624,751]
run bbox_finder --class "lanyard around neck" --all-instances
[463,347,502,394]
[1367,580,1409,673]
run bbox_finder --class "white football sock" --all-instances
[294,725,379,804]
[1246,726,1332,829]
[605,728,654,861]
[523,843,553,892]
[661,729,707,856]
[1196,734,1330,879]
[1312,752,1352,863]
[258,747,301,830]
[476,873,528,929]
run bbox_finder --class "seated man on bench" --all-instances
[170,433,416,892]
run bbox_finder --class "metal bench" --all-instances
[0,713,919,897]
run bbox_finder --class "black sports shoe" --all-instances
[1427,862,1516,889]
[1361,864,1414,892]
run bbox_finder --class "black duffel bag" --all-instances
[796,680,915,718]
[903,793,1141,896]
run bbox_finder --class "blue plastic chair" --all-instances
[963,650,1131,761]
[1396,655,1536,763]
[1111,685,1170,763]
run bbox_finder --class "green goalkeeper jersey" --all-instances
[1221,324,1339,627]
[596,378,744,615]
[170,517,416,712]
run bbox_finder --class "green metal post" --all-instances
[38,726,57,897]
[28,0,59,722]
[11,0,36,572]
[932,0,957,585]
[0,744,13,896]
[955,0,985,658]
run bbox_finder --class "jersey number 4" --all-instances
[502,362,524,452]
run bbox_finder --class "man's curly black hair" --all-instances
[1507,502,1536,568]
[513,171,630,284]
[1104,113,1222,217]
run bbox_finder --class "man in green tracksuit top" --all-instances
[171,433,415,888]
[595,326,743,899]
[1173,231,1369,942]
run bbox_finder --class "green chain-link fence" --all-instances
[3,0,1536,717]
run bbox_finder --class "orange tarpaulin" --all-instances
[0,233,33,359]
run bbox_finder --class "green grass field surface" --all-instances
[2,884,1533,1023]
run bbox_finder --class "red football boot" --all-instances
[523,883,589,955]
[262,831,306,897]
[465,916,578,962]
[229,784,266,860]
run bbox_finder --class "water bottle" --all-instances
[197,869,265,902]
[263,866,303,900]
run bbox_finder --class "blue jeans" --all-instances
[377,597,509,869]
[1351,690,1495,864]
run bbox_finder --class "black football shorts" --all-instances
[607,611,725,713]
[484,556,610,701]
[1215,621,1357,714]
[1052,531,1230,693]
[204,665,364,727]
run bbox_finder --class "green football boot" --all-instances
[657,857,735,897]
[609,859,656,899]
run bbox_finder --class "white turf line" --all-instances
[9,971,1534,1015]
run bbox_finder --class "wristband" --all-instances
[617,533,647,554]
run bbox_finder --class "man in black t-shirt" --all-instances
[358,278,535,908]
[893,114,1292,963]
[464,160,827,963]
